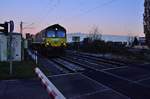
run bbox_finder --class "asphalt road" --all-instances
[83,68,150,99]
[48,73,130,99]
[0,79,49,99]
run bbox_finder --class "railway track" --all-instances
[31,51,72,75]
[38,49,118,74]
[51,58,84,72]
[66,50,126,66]
[29,50,150,99]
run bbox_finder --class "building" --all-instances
[144,0,150,47]
[0,32,22,61]
[67,33,88,43]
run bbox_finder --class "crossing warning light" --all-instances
[0,22,9,35]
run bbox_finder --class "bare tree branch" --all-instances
[88,26,102,41]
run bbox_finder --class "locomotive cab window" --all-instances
[56,31,66,38]
[47,31,55,37]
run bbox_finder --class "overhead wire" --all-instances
[34,0,61,32]
[81,0,118,15]
[41,0,61,25]
[59,0,118,23]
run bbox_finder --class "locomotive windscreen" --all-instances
[47,31,65,38]
[56,31,65,37]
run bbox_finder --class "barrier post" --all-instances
[35,51,38,64]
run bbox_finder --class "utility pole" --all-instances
[20,21,23,34]
[20,21,35,60]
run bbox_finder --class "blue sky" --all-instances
[0,0,144,36]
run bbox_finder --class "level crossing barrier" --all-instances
[35,67,66,99]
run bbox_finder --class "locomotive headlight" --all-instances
[46,42,49,45]
[63,42,66,46]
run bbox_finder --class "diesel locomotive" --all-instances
[31,24,67,56]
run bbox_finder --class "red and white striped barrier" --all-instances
[35,67,66,99]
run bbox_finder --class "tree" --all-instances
[88,26,102,41]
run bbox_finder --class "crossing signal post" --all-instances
[9,20,14,75]
[0,21,14,75]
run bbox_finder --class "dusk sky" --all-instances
[0,0,144,36]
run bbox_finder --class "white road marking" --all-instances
[101,66,128,71]
[70,89,110,99]
[47,72,80,78]
[136,77,150,82]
